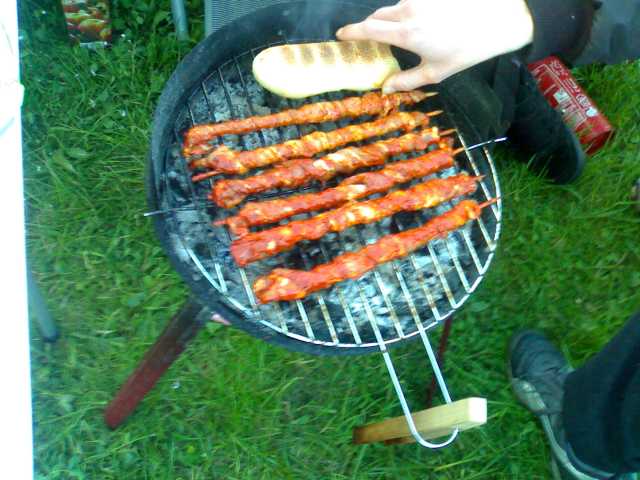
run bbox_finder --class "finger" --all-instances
[367,4,406,22]
[383,63,440,93]
[336,19,410,49]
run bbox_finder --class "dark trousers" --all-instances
[563,311,640,474]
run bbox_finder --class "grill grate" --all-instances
[158,37,501,349]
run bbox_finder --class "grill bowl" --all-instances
[147,0,501,355]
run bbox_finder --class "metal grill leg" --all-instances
[27,270,58,342]
[104,298,207,429]
[170,0,189,41]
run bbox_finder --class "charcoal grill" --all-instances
[106,1,502,447]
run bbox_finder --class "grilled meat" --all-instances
[209,127,450,208]
[217,145,455,236]
[231,174,479,266]
[188,110,439,173]
[253,200,487,303]
[182,90,432,153]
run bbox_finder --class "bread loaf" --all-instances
[252,40,400,99]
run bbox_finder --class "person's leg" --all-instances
[440,54,586,184]
[563,312,640,474]
[509,311,640,479]
[506,60,586,184]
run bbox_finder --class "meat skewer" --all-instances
[187,110,441,173]
[182,90,434,153]
[253,199,490,303]
[208,127,453,208]
[231,174,479,266]
[217,146,456,236]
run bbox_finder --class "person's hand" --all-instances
[336,0,534,92]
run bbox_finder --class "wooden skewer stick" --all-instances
[191,170,218,182]
[478,197,499,209]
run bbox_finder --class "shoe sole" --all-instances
[507,333,595,480]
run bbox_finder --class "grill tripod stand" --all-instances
[103,299,486,446]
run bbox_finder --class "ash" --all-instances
[159,56,493,346]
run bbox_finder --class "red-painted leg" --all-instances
[425,316,454,408]
[104,298,207,429]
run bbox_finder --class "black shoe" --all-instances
[508,330,637,480]
[508,66,586,184]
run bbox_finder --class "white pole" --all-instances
[0,1,34,478]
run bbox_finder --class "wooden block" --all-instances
[352,397,487,445]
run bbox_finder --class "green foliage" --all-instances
[110,0,203,39]
[20,4,640,478]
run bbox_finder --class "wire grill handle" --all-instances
[379,322,459,448]
[361,293,459,448]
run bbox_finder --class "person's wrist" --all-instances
[450,1,533,75]
[503,0,535,51]
[483,0,534,57]
[517,0,535,46]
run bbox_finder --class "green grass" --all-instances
[23,3,640,479]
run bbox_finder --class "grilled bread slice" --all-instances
[253,40,400,99]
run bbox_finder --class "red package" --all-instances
[528,56,614,155]
[61,0,112,46]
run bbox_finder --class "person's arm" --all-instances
[570,0,640,66]
[524,0,640,66]
[522,0,595,64]
[336,0,535,92]
[337,0,640,91]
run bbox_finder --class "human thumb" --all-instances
[382,62,437,94]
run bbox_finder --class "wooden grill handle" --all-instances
[353,397,487,445]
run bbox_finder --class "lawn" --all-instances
[22,1,640,479]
